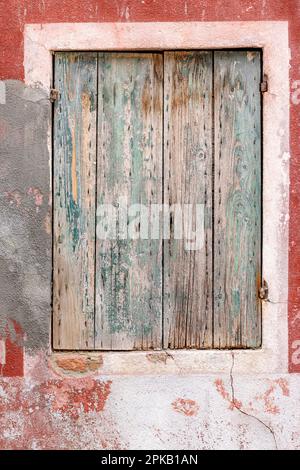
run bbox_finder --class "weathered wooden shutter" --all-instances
[95,53,163,350]
[53,53,97,349]
[213,51,262,348]
[163,51,213,349]
[53,50,261,350]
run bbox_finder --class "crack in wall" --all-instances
[229,352,278,450]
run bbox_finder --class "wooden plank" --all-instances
[163,51,213,349]
[53,52,97,349]
[213,50,262,348]
[95,53,163,350]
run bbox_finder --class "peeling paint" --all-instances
[42,378,112,420]
[53,354,103,374]
[0,371,122,449]
[255,379,290,415]
[0,320,23,377]
[215,378,242,410]
[172,398,199,416]
[0,81,6,104]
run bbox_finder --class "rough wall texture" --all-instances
[0,0,299,450]
[0,81,51,350]
[1,353,300,450]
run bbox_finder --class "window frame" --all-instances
[24,21,289,374]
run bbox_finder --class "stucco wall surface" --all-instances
[0,353,299,450]
[0,0,300,450]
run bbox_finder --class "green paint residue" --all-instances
[97,55,162,341]
[232,289,240,316]
[100,240,130,334]
[222,52,261,342]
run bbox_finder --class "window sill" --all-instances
[50,302,287,376]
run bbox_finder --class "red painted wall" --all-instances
[0,0,299,372]
[0,321,23,377]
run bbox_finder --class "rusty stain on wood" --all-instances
[258,280,269,300]
[50,88,59,102]
[260,74,268,93]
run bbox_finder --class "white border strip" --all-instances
[0,339,6,366]
[24,21,289,374]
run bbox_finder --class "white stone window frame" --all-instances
[24,21,289,375]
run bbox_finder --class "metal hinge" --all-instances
[50,88,59,102]
[260,74,268,93]
[258,280,269,300]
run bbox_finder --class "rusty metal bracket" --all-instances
[260,74,268,93]
[50,88,59,102]
[258,279,269,300]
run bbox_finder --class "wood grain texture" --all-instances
[213,50,262,348]
[52,50,262,351]
[163,51,213,349]
[95,53,163,350]
[53,52,97,349]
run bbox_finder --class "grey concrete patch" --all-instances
[0,80,51,349]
